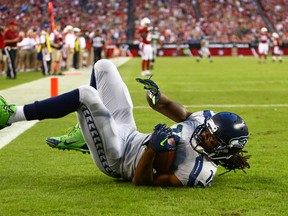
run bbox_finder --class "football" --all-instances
[153,139,176,174]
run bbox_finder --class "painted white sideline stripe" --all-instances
[0,121,38,149]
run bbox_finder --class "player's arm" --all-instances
[132,124,182,187]
[132,146,182,187]
[136,78,192,122]
[147,92,191,123]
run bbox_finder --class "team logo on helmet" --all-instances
[229,136,248,149]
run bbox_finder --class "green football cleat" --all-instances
[46,123,89,154]
[0,96,16,130]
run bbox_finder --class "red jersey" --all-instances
[272,37,281,47]
[0,35,4,49]
[4,29,19,47]
[138,26,151,44]
[138,26,148,34]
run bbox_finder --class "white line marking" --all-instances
[133,104,288,109]
[0,121,38,149]
[172,80,288,85]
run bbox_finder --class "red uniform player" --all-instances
[138,17,153,76]
[271,32,282,63]
[258,27,269,64]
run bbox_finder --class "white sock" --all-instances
[7,106,27,124]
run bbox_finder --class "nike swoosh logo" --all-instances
[160,138,168,146]
[64,140,79,145]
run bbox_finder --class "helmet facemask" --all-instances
[191,112,249,160]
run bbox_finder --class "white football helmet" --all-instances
[272,32,279,38]
[140,17,151,27]
[261,27,268,33]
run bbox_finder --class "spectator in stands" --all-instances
[64,25,75,71]
[49,24,63,75]
[83,31,92,67]
[38,24,51,76]
[0,0,287,61]
[78,30,86,69]
[91,29,105,63]
[32,30,41,72]
[16,30,36,72]
[3,21,22,79]
[261,0,287,44]
[0,26,6,75]
[73,27,81,70]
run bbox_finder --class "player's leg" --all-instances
[204,48,212,62]
[263,44,269,63]
[41,49,50,75]
[4,89,80,125]
[47,59,137,155]
[196,48,203,62]
[150,46,157,70]
[91,59,136,131]
[147,45,153,73]
[4,48,16,79]
[274,46,282,62]
[272,47,276,62]
[76,85,123,178]
[141,44,149,76]
[83,60,138,174]
[258,44,263,63]
[142,45,152,76]
[0,86,123,178]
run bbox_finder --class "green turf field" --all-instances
[0,71,44,90]
[1,57,288,216]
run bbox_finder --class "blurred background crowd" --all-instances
[1,0,287,44]
[0,0,287,76]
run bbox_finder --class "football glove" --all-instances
[148,123,176,153]
[136,78,160,105]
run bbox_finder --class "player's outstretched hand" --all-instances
[148,123,176,153]
[136,78,160,105]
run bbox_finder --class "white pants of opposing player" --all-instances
[273,46,282,56]
[199,47,211,57]
[258,42,269,55]
[140,42,153,60]
[76,59,136,178]
[152,44,158,60]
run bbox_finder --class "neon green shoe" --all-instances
[0,96,16,130]
[46,123,89,154]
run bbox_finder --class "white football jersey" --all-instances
[171,110,218,187]
[120,110,218,187]
[82,60,217,187]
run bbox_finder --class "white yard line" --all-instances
[0,57,130,149]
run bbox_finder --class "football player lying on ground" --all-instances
[0,59,250,187]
